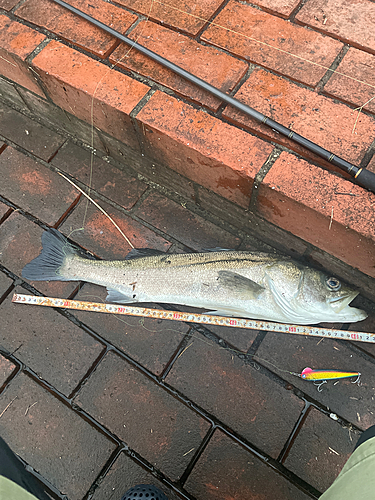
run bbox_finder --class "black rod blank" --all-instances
[51,0,375,194]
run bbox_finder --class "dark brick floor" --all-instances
[0,102,375,500]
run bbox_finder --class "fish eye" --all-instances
[326,276,341,291]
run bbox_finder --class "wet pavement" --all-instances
[1,103,375,500]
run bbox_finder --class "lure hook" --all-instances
[314,380,327,392]
[352,373,362,386]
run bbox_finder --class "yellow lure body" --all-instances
[300,367,360,381]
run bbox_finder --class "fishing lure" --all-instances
[291,367,361,392]
[254,357,361,392]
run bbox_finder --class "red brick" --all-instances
[73,283,189,375]
[296,0,375,53]
[0,372,116,499]
[0,14,46,97]
[0,0,19,10]
[0,101,65,161]
[2,286,104,396]
[114,0,224,36]
[75,351,211,480]
[257,152,375,278]
[31,41,149,148]
[324,48,375,114]
[255,333,375,430]
[368,155,375,174]
[110,21,248,111]
[136,91,273,208]
[0,212,77,297]
[133,191,240,250]
[91,452,181,500]
[52,141,148,210]
[284,408,353,492]
[185,430,311,500]
[0,354,16,386]
[166,338,304,458]
[250,0,301,17]
[224,68,375,168]
[60,196,171,259]
[0,147,79,225]
[201,0,343,86]
[15,0,138,58]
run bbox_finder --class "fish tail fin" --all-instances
[22,229,79,281]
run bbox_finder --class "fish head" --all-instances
[266,262,367,324]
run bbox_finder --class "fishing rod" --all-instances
[51,0,375,194]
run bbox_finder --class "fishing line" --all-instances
[52,0,375,192]
[12,293,365,392]
[74,291,251,357]
[135,0,375,132]
[150,0,375,93]
[51,0,375,249]
[73,0,157,244]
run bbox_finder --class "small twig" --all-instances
[178,342,193,358]
[0,55,17,67]
[328,206,334,230]
[183,447,195,457]
[25,402,37,416]
[0,397,17,418]
[334,191,359,197]
[352,97,375,134]
[328,447,339,456]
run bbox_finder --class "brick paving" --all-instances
[0,104,374,500]
[1,0,374,280]
[1,1,375,499]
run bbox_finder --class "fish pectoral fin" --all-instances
[217,271,264,300]
[125,248,167,259]
[205,309,247,318]
[106,288,135,304]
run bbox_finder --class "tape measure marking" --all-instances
[11,293,375,344]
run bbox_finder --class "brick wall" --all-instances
[0,0,374,282]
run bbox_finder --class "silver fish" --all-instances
[22,229,367,325]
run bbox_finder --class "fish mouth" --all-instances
[328,291,359,313]
[328,291,367,321]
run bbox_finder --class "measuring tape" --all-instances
[12,293,374,344]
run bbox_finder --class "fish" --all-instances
[21,229,367,325]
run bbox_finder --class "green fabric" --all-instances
[321,436,375,499]
[0,475,39,500]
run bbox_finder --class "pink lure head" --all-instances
[300,367,313,379]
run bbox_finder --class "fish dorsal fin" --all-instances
[125,248,167,260]
[217,271,264,300]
